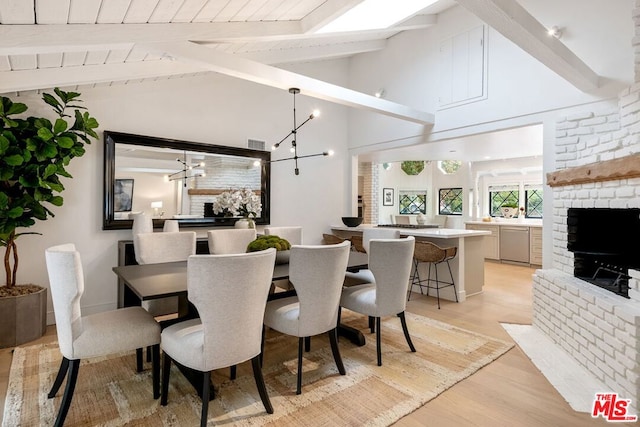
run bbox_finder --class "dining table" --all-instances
[113,250,370,345]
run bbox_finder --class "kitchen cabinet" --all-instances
[465,224,500,260]
[529,227,543,265]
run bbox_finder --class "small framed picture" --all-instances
[114,178,134,212]
[383,188,394,206]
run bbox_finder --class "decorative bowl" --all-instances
[341,216,363,227]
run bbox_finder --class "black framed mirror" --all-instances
[103,131,271,230]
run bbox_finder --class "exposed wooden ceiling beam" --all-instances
[141,41,434,125]
[240,40,387,64]
[0,21,304,50]
[455,0,600,92]
[0,60,203,93]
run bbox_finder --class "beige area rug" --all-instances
[3,313,513,427]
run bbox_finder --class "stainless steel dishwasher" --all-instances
[500,226,530,263]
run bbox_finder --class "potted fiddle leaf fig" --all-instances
[0,88,99,347]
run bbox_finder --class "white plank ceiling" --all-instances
[0,0,602,125]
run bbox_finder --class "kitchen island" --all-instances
[331,224,490,302]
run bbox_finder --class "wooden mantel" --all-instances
[187,189,262,196]
[546,154,640,187]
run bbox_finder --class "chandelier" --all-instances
[167,151,205,187]
[270,88,333,175]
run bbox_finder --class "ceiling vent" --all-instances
[248,139,266,151]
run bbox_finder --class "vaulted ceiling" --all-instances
[0,0,603,127]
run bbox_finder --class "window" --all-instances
[399,190,426,214]
[489,185,519,217]
[525,187,543,218]
[439,188,463,215]
[437,160,462,175]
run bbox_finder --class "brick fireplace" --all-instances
[532,7,640,409]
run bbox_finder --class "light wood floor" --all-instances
[0,262,632,426]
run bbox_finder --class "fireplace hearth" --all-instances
[567,208,640,298]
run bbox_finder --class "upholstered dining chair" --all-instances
[264,226,303,245]
[264,226,302,291]
[263,241,351,394]
[160,249,277,427]
[45,244,161,427]
[207,228,257,254]
[133,231,197,317]
[339,236,416,366]
[343,228,401,287]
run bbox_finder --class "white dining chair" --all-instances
[339,236,416,366]
[264,226,303,245]
[343,228,401,286]
[133,231,197,317]
[160,249,277,427]
[45,244,161,427]
[264,226,302,290]
[207,228,257,254]
[263,241,351,394]
[162,219,179,232]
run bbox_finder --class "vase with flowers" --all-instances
[212,188,262,229]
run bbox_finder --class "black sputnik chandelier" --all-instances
[270,88,333,175]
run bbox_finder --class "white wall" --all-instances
[3,60,350,322]
[347,0,633,153]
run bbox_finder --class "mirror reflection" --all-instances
[103,131,271,230]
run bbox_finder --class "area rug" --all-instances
[3,313,513,427]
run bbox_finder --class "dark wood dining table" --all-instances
[113,250,370,344]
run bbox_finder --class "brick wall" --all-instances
[532,6,640,410]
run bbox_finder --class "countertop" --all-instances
[466,219,543,228]
[331,224,490,238]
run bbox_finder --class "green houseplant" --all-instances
[0,88,99,347]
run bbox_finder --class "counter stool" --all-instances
[408,241,458,309]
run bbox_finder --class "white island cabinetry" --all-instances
[330,225,490,302]
[465,223,500,260]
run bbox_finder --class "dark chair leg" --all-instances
[376,317,382,366]
[305,336,311,352]
[136,348,143,372]
[161,352,172,406]
[327,328,346,375]
[230,365,237,380]
[369,316,375,333]
[53,359,80,427]
[398,312,416,352]
[446,259,459,302]
[152,344,160,399]
[48,357,69,398]
[435,262,441,309]
[251,355,274,414]
[260,325,266,367]
[296,337,304,395]
[200,371,210,427]
[146,345,151,363]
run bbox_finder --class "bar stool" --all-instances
[408,241,458,308]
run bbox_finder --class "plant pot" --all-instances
[234,218,255,229]
[500,207,518,218]
[0,286,47,348]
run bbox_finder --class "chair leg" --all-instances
[375,317,382,366]
[146,345,152,363]
[398,312,416,352]
[200,371,211,427]
[152,344,160,399]
[446,259,459,303]
[48,357,69,398]
[53,358,80,427]
[369,316,375,333]
[434,262,441,309]
[161,352,172,406]
[136,348,143,372]
[305,336,311,352]
[251,355,274,414]
[260,325,266,367]
[296,337,304,395]
[230,365,237,380]
[327,328,346,375]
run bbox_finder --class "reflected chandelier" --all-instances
[270,88,333,175]
[167,151,205,187]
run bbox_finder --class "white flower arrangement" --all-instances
[212,188,262,218]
